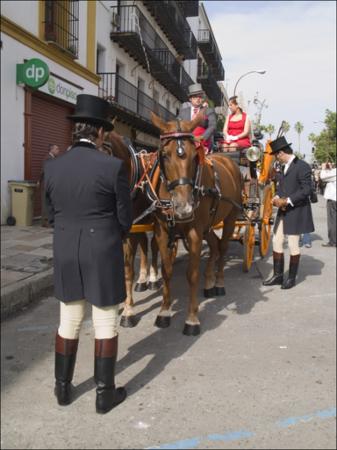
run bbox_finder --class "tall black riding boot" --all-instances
[55,333,78,406]
[281,254,300,289]
[95,335,127,414]
[263,251,284,286]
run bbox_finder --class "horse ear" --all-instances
[186,110,204,132]
[151,112,168,132]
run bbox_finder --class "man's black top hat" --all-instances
[68,94,114,131]
[270,136,293,154]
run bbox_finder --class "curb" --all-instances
[1,269,54,321]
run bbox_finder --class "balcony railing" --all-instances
[197,62,223,107]
[44,0,79,58]
[177,1,199,17]
[198,29,224,80]
[98,72,176,136]
[143,1,197,59]
[110,5,193,102]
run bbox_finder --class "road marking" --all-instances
[146,407,336,449]
[277,407,336,428]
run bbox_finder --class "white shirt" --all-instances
[282,155,296,206]
[320,168,336,201]
[190,105,200,120]
[283,155,296,175]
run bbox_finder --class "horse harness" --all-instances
[103,122,244,248]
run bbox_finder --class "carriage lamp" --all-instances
[246,145,262,162]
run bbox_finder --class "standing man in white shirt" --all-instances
[320,163,336,247]
[263,136,314,289]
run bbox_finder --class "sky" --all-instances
[203,0,336,160]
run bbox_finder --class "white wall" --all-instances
[0,34,98,224]
[2,0,89,68]
[1,1,39,37]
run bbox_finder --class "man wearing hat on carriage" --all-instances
[178,83,217,154]
[44,94,133,414]
[263,136,314,290]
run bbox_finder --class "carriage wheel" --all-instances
[243,223,255,272]
[259,185,273,257]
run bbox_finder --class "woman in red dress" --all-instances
[222,96,253,200]
[222,96,252,150]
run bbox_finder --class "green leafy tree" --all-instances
[260,124,275,139]
[310,110,336,163]
[294,121,304,152]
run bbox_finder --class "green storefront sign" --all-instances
[16,58,49,88]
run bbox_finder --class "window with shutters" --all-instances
[44,1,79,58]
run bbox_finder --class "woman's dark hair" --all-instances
[72,122,100,144]
[228,95,243,113]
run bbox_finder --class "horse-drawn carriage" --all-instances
[103,113,276,334]
[130,131,276,273]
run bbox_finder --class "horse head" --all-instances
[151,112,204,220]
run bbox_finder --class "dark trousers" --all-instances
[327,200,336,246]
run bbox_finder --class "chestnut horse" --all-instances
[101,131,161,326]
[150,112,242,335]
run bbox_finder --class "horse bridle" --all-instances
[159,119,200,193]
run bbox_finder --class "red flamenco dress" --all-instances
[227,112,251,148]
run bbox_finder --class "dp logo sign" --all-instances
[16,58,49,88]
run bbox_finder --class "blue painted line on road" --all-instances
[207,430,255,441]
[146,407,335,449]
[277,407,336,428]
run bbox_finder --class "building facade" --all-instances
[1,0,226,224]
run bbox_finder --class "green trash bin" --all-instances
[8,180,37,226]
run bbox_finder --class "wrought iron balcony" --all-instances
[177,1,199,17]
[143,1,197,59]
[98,72,176,136]
[110,5,193,102]
[197,62,223,107]
[198,29,224,80]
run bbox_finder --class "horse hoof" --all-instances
[148,280,161,291]
[215,286,226,296]
[120,315,138,328]
[134,282,148,292]
[155,315,171,328]
[204,287,216,298]
[183,323,201,336]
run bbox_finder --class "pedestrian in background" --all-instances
[320,162,336,247]
[39,144,60,227]
[44,94,133,414]
[263,136,314,289]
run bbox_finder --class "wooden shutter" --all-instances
[30,93,73,217]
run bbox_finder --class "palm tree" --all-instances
[282,121,290,135]
[294,121,304,152]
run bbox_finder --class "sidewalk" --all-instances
[1,224,53,319]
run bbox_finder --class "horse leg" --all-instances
[148,234,161,291]
[134,233,149,292]
[183,227,203,336]
[121,236,138,327]
[154,225,174,328]
[203,230,220,298]
[215,211,238,296]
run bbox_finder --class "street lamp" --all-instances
[233,70,266,96]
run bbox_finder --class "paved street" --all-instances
[1,197,336,449]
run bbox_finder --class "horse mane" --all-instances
[101,130,132,178]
